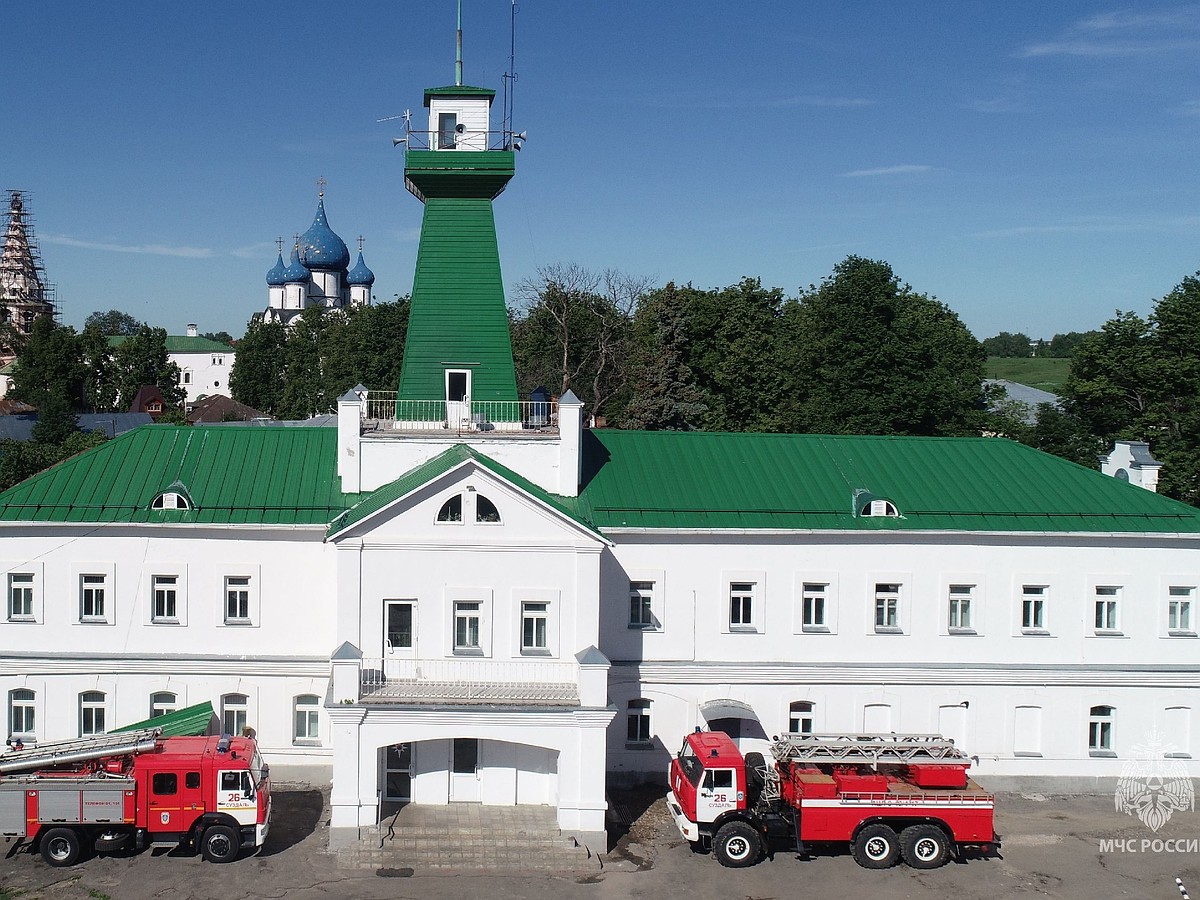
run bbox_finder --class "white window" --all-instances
[521,601,549,654]
[1169,587,1194,635]
[1013,705,1043,757]
[151,492,190,510]
[475,495,501,523]
[150,691,177,718]
[789,701,814,734]
[801,583,828,632]
[438,112,458,150]
[1089,705,1115,755]
[1094,586,1121,634]
[80,691,106,736]
[8,573,33,621]
[182,369,192,385]
[873,582,901,633]
[294,695,320,744]
[212,355,224,366]
[863,702,893,733]
[437,495,463,523]
[9,689,35,740]
[948,584,974,632]
[626,699,652,746]
[80,574,106,622]
[225,576,251,624]
[729,582,756,631]
[628,581,655,629]
[222,693,248,736]
[1021,585,1047,633]
[454,601,482,652]
[1164,706,1191,758]
[152,575,178,623]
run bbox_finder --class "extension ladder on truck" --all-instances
[0,728,162,775]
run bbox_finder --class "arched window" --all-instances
[9,689,35,740]
[150,691,177,718]
[626,699,652,746]
[294,695,320,744]
[436,495,463,523]
[789,701,814,735]
[222,693,249,737]
[475,495,501,523]
[1089,705,1115,755]
[151,492,191,510]
[859,498,899,517]
[80,691,106,736]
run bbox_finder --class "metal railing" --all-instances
[361,393,557,435]
[359,656,578,704]
[403,130,521,152]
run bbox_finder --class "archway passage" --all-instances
[701,699,770,753]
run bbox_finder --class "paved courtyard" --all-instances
[2,785,1199,899]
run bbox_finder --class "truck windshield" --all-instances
[678,741,704,787]
[251,751,267,786]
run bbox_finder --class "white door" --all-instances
[449,738,480,802]
[696,767,738,824]
[383,600,415,678]
[445,370,471,429]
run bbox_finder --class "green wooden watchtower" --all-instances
[396,80,520,416]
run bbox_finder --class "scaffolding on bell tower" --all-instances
[0,190,58,343]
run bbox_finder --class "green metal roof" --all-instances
[396,195,518,404]
[108,335,232,353]
[113,701,215,736]
[327,444,603,541]
[0,425,361,525]
[423,84,496,105]
[572,430,1200,534]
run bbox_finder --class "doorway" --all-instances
[445,369,471,428]
[449,738,480,802]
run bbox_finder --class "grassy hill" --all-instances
[985,357,1070,393]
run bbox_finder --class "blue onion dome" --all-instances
[265,252,287,286]
[282,246,310,283]
[346,251,375,286]
[298,198,350,270]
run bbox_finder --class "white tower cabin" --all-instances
[425,86,494,151]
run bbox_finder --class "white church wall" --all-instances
[174,349,234,403]
[357,435,562,496]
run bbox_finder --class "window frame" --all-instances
[872,582,903,634]
[224,575,252,625]
[520,600,551,655]
[628,580,657,630]
[79,691,107,737]
[947,583,976,634]
[1019,583,1049,635]
[221,693,249,737]
[801,583,828,633]
[788,700,815,735]
[79,574,107,623]
[1168,586,1196,637]
[150,572,186,625]
[453,601,483,654]
[1092,584,1122,636]
[7,572,34,622]
[436,494,464,524]
[293,694,321,745]
[1088,704,1116,757]
[9,688,35,741]
[150,691,178,719]
[626,698,652,748]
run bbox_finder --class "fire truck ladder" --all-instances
[754,733,969,806]
[0,728,162,775]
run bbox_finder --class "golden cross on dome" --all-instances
[317,176,327,198]
[357,235,365,252]
[275,237,284,254]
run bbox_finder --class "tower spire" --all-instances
[455,0,463,86]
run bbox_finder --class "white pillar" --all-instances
[337,389,364,492]
[557,390,583,497]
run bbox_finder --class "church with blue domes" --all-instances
[262,191,374,326]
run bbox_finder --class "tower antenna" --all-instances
[455,0,463,86]
[502,0,518,143]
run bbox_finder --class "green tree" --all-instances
[84,309,142,336]
[202,331,235,346]
[783,256,985,436]
[982,331,1033,358]
[229,317,287,415]
[276,307,328,419]
[113,326,185,411]
[10,316,87,413]
[79,326,119,412]
[622,283,707,430]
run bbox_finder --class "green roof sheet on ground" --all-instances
[572,430,1200,533]
[0,425,361,525]
[113,701,215,736]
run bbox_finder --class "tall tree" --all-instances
[782,256,985,436]
[84,309,142,337]
[622,283,708,430]
[229,317,288,415]
[10,316,87,413]
[981,331,1033,357]
[113,326,185,412]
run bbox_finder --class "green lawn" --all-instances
[985,356,1070,393]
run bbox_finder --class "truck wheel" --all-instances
[713,821,762,868]
[40,827,82,867]
[200,825,241,863]
[900,824,950,869]
[852,823,900,869]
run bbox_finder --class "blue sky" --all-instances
[5,2,1200,341]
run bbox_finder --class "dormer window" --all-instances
[861,499,899,517]
[151,491,191,511]
[437,494,463,523]
[476,495,500,523]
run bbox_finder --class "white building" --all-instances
[170,325,234,404]
[2,61,1199,855]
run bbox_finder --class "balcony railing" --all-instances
[359,657,579,706]
[361,392,557,435]
[402,129,520,152]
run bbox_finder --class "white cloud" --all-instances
[43,234,215,258]
[840,164,933,178]
[1021,6,1200,57]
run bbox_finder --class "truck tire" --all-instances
[713,821,762,868]
[40,827,82,867]
[851,823,900,869]
[200,825,241,863]
[900,823,950,869]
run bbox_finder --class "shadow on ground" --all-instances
[259,788,324,857]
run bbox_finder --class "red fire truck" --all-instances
[0,727,271,866]
[667,730,997,869]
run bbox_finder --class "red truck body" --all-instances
[667,730,997,869]
[0,729,270,867]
